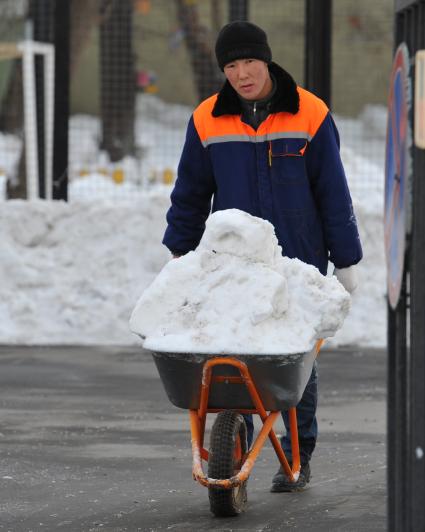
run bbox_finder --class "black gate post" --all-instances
[389,1,425,530]
[229,0,249,22]
[52,0,71,201]
[304,0,332,107]
[99,0,135,163]
[409,112,425,532]
[387,282,409,531]
[408,2,425,526]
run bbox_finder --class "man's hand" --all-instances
[334,266,358,293]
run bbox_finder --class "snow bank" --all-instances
[0,173,6,200]
[0,188,386,348]
[329,187,386,347]
[130,210,351,355]
[0,100,388,348]
[0,131,22,194]
[0,193,170,345]
[69,172,142,201]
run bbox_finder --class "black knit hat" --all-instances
[215,21,272,71]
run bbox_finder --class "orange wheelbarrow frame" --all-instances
[189,339,324,489]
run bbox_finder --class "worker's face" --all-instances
[223,59,273,100]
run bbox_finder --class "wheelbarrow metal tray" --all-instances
[151,348,316,411]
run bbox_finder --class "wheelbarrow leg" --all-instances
[251,408,299,481]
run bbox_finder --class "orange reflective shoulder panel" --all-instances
[193,95,253,147]
[192,95,218,143]
[297,87,329,137]
[192,86,329,147]
[259,88,328,140]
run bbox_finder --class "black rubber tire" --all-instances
[208,410,248,517]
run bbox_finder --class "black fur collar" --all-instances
[212,62,300,117]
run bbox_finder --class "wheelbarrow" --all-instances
[150,339,323,517]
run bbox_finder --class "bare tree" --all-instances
[99,0,135,162]
[175,0,223,102]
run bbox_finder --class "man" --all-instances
[162,21,362,491]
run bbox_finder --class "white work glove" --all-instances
[334,265,358,293]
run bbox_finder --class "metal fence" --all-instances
[332,1,393,196]
[0,0,393,201]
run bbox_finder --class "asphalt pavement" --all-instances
[0,345,386,532]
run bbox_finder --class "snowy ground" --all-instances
[0,96,387,348]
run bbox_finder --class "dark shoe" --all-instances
[270,462,311,492]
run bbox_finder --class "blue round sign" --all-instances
[385,43,412,310]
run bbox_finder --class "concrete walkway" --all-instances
[0,346,386,531]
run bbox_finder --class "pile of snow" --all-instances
[0,131,21,194]
[130,210,351,355]
[0,98,388,348]
[0,173,6,200]
[67,95,191,188]
[68,114,101,169]
[329,186,386,347]
[0,193,170,345]
[70,172,143,201]
[0,187,386,348]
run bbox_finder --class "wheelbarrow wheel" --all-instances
[208,410,248,517]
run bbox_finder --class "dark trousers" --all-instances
[243,362,318,465]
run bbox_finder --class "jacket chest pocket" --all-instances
[269,139,308,185]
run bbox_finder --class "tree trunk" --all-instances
[99,0,135,162]
[0,61,23,134]
[175,0,223,102]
